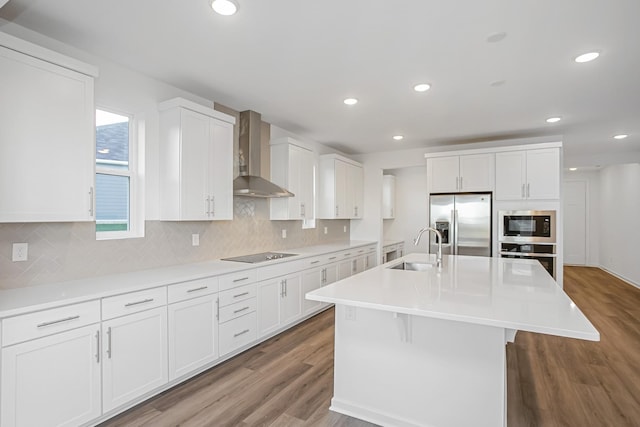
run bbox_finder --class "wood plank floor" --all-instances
[100,266,640,427]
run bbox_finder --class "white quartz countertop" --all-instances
[306,253,600,341]
[0,240,375,318]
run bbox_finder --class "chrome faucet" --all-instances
[414,227,443,268]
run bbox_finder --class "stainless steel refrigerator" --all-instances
[429,193,492,257]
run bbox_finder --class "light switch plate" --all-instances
[324,227,328,234]
[282,229,287,239]
[191,234,200,246]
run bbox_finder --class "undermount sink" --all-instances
[388,261,435,271]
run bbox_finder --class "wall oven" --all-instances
[498,210,556,243]
[498,210,557,279]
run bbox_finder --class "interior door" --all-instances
[454,194,492,257]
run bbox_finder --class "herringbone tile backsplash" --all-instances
[0,199,349,290]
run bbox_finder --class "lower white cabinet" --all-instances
[1,324,102,427]
[101,307,168,412]
[168,294,218,381]
[302,267,323,316]
[219,312,257,356]
[257,273,302,338]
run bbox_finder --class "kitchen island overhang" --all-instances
[306,253,599,427]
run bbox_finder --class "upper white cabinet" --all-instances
[426,153,494,194]
[159,98,235,221]
[318,154,364,219]
[382,175,396,219]
[270,138,315,220]
[495,148,560,200]
[0,33,97,222]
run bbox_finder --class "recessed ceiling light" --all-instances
[393,135,404,141]
[343,98,358,105]
[574,52,600,63]
[413,83,431,92]
[211,0,237,16]
[486,32,507,43]
[613,134,628,140]
[569,167,577,171]
[546,117,562,123]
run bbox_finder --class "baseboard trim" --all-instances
[597,266,640,289]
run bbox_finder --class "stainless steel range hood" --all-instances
[233,110,294,198]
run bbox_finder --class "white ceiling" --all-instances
[1,0,639,166]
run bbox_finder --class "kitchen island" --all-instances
[306,253,599,427]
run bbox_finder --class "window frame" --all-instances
[95,106,144,240]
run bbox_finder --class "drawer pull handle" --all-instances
[125,298,154,307]
[310,260,320,264]
[95,330,100,363]
[234,329,250,338]
[233,277,250,283]
[187,286,208,293]
[233,306,250,314]
[37,315,80,328]
[107,327,112,359]
[233,291,250,298]
[329,256,337,260]
[344,253,351,257]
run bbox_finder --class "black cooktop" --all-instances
[221,252,298,263]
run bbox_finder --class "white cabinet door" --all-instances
[382,175,396,219]
[1,324,101,427]
[167,294,218,381]
[349,164,364,218]
[257,278,281,338]
[365,252,377,270]
[324,263,338,285]
[270,141,315,220]
[0,45,95,222]
[526,148,560,200]
[338,259,353,281]
[334,159,349,218]
[299,147,315,220]
[102,307,168,412]
[427,156,460,193]
[354,256,366,274]
[495,151,527,200]
[280,274,302,325]
[209,118,234,219]
[302,267,323,316]
[459,154,494,192]
[180,108,211,220]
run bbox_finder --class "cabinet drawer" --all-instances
[219,297,257,323]
[257,259,304,281]
[219,312,257,356]
[168,277,219,304]
[2,300,100,347]
[219,269,257,292]
[219,283,256,307]
[324,253,340,264]
[102,287,167,320]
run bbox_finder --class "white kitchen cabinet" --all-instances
[302,267,323,316]
[318,154,364,219]
[102,306,168,412]
[382,175,396,219]
[495,148,560,200]
[270,138,315,220]
[0,34,97,222]
[159,98,235,221]
[257,273,302,338]
[427,154,494,193]
[1,324,101,427]
[167,293,218,381]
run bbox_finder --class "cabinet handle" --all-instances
[284,279,288,297]
[89,187,94,217]
[233,291,250,298]
[456,176,459,190]
[37,315,80,328]
[95,330,100,363]
[321,268,326,283]
[233,277,250,283]
[216,298,219,321]
[310,260,320,265]
[365,257,369,269]
[280,280,285,297]
[344,253,351,257]
[460,176,463,190]
[187,286,208,293]
[234,329,250,338]
[527,183,530,198]
[521,184,525,198]
[354,206,358,216]
[205,196,210,216]
[352,260,357,273]
[335,205,339,216]
[211,195,215,217]
[233,306,250,314]
[124,298,154,307]
[106,327,112,359]
[300,203,305,217]
[329,256,337,260]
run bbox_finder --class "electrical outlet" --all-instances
[191,234,200,247]
[324,226,328,234]
[343,225,347,233]
[345,306,356,321]
[12,243,28,262]
[282,229,287,239]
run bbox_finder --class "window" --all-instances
[95,108,143,239]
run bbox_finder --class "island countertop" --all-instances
[306,253,599,341]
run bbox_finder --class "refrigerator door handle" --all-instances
[450,210,455,255]
[454,209,459,255]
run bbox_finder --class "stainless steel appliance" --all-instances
[428,193,492,257]
[498,210,556,243]
[500,243,556,278]
[221,252,297,263]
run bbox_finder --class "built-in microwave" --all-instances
[498,210,556,243]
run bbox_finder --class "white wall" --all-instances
[383,167,429,254]
[598,163,640,287]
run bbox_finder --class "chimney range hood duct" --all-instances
[233,110,294,198]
